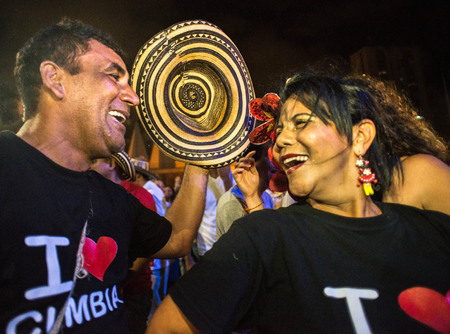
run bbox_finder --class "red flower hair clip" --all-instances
[249,93,281,144]
[247,93,290,194]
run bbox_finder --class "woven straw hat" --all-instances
[131,20,255,168]
[111,151,136,181]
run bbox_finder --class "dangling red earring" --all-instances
[356,156,378,196]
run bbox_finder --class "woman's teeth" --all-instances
[283,156,308,168]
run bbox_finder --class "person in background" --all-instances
[128,157,183,324]
[147,70,449,333]
[0,18,208,333]
[216,143,277,239]
[90,152,157,333]
[173,175,182,195]
[90,152,156,211]
[164,185,176,208]
[132,158,167,217]
[195,166,233,256]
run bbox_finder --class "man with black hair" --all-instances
[0,18,207,333]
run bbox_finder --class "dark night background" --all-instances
[1,0,449,141]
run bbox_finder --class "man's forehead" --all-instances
[83,39,127,71]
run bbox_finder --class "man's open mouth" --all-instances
[109,111,126,124]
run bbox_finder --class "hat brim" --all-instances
[112,151,136,181]
[131,20,255,168]
[134,165,155,180]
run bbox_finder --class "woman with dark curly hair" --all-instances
[277,72,450,214]
[231,71,449,216]
[354,77,449,214]
[148,71,450,333]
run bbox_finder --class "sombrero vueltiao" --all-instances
[131,20,255,168]
[111,151,136,181]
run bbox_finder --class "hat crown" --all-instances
[131,20,255,168]
[170,62,226,132]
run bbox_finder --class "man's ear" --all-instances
[352,119,376,156]
[40,61,65,99]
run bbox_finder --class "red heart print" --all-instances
[82,237,118,281]
[398,287,450,333]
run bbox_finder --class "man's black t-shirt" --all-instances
[0,131,172,333]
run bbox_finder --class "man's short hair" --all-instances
[0,79,22,132]
[14,17,124,120]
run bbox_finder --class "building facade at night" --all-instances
[351,46,450,141]
[351,46,429,116]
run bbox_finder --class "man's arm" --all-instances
[146,295,199,333]
[151,164,208,259]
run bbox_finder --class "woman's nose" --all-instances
[275,128,295,148]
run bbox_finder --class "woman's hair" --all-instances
[14,17,124,120]
[279,69,448,194]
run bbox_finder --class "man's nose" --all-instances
[121,84,139,107]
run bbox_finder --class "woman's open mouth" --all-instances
[282,154,308,174]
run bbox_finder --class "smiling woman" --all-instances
[273,97,354,209]
[146,69,450,334]
[274,71,449,214]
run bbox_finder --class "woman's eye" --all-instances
[109,74,120,81]
[295,115,313,127]
[275,127,282,136]
[295,118,309,127]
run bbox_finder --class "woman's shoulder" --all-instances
[384,154,450,215]
[401,153,449,169]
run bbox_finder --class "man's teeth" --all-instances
[109,111,126,123]
[283,156,308,167]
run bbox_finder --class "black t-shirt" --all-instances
[170,201,450,333]
[0,131,172,333]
